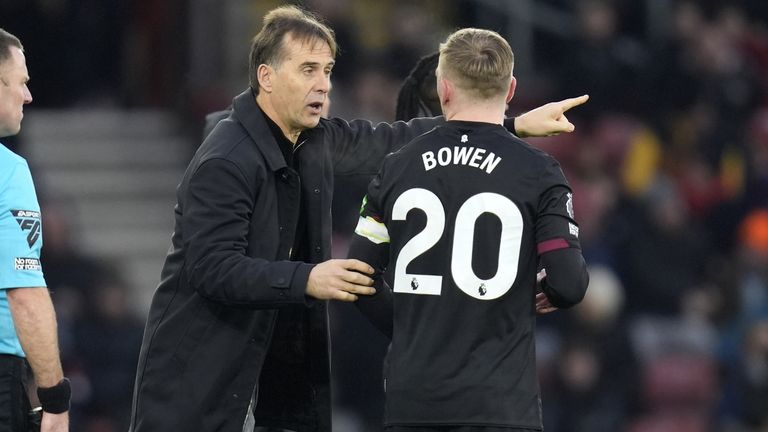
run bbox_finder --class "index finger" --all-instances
[558,94,589,112]
[342,259,375,275]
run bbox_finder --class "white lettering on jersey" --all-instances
[422,152,437,171]
[421,147,502,174]
[438,147,451,166]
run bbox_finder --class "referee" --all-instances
[0,28,70,432]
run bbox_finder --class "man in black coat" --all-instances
[129,6,587,432]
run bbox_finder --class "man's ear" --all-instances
[257,64,273,93]
[505,76,517,103]
[439,77,453,106]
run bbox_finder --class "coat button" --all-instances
[313,188,320,194]
[314,246,321,253]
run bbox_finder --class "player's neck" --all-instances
[443,97,506,125]
[444,107,504,125]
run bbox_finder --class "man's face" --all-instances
[0,47,32,138]
[267,35,333,140]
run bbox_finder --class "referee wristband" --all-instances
[37,378,71,414]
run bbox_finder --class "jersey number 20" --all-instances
[392,188,523,300]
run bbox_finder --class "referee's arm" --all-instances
[6,286,65,388]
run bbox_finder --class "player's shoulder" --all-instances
[493,130,562,168]
[383,126,440,161]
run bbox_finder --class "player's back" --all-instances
[372,120,569,428]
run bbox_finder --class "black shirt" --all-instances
[260,106,309,261]
[350,121,584,429]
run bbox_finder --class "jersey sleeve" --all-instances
[354,169,390,245]
[349,166,394,338]
[535,157,581,255]
[0,160,46,289]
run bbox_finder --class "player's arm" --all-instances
[534,158,590,312]
[346,170,394,338]
[347,232,393,339]
[536,248,589,311]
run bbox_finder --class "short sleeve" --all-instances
[0,161,46,289]
[535,157,581,255]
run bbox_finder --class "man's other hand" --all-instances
[535,268,558,314]
[306,259,376,302]
[41,411,68,432]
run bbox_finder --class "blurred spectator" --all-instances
[620,178,712,316]
[544,265,638,432]
[73,278,143,432]
[556,0,649,119]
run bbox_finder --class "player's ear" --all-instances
[257,64,273,93]
[439,77,452,106]
[505,76,516,103]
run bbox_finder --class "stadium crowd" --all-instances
[2,0,768,431]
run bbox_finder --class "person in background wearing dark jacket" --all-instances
[129,6,588,432]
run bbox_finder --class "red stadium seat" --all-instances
[641,353,718,410]
[627,412,710,432]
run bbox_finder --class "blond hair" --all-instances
[249,5,337,93]
[438,28,514,100]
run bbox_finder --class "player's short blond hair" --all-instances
[438,28,514,100]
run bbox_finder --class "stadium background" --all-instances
[2,0,768,430]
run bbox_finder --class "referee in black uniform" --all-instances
[348,28,589,431]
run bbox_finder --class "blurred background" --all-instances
[2,0,768,431]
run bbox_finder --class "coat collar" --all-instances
[232,87,287,172]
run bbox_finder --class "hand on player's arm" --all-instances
[514,95,589,138]
[305,259,376,302]
[535,269,558,314]
[40,412,69,432]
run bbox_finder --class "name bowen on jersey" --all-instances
[421,137,502,174]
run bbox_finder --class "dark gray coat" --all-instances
[128,88,441,432]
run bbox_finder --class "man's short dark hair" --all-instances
[248,5,337,94]
[0,28,23,66]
